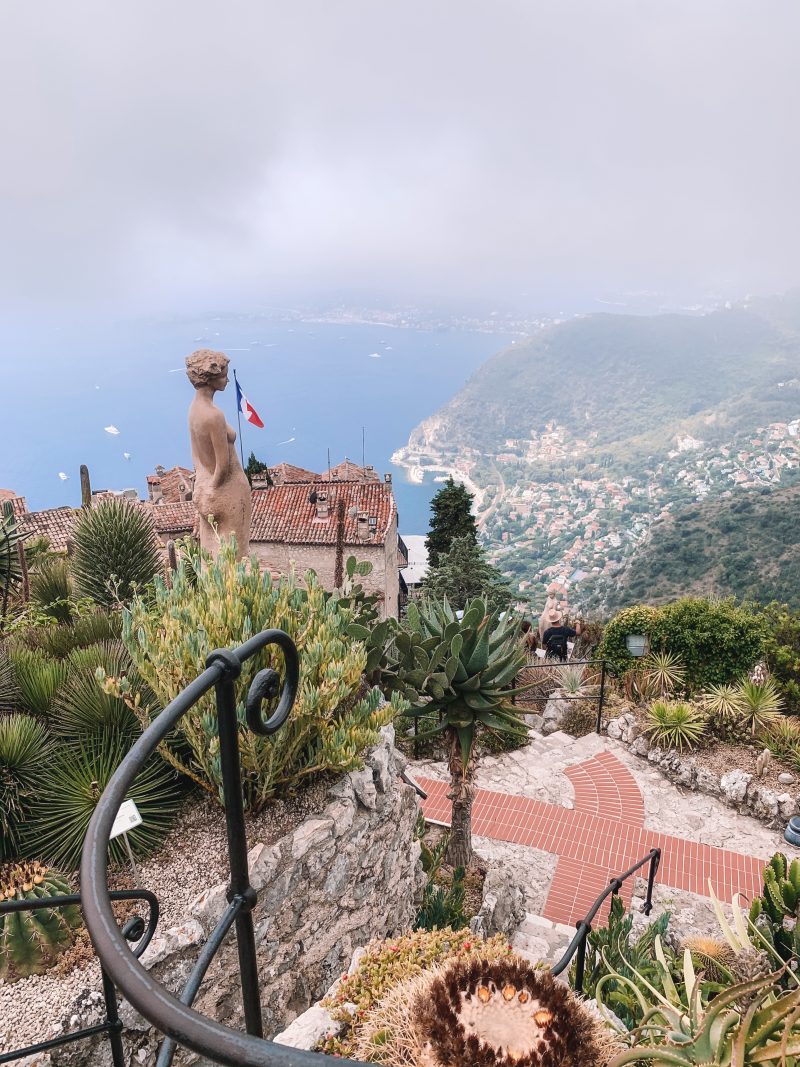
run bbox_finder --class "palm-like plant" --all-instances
[51,640,143,741]
[397,598,526,868]
[34,610,121,659]
[558,663,593,696]
[71,498,162,607]
[700,682,743,726]
[0,714,51,860]
[736,677,783,738]
[642,650,686,699]
[0,515,26,625]
[24,734,181,870]
[29,557,74,624]
[765,716,800,759]
[6,647,68,717]
[645,700,707,752]
[0,647,20,712]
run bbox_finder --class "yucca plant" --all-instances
[29,557,75,624]
[736,676,783,738]
[0,860,82,982]
[765,716,800,759]
[642,650,686,699]
[0,514,25,625]
[0,714,51,860]
[558,663,593,696]
[0,646,20,711]
[71,498,162,607]
[24,733,181,870]
[34,610,121,659]
[700,682,743,730]
[644,700,707,752]
[395,597,526,867]
[6,647,68,717]
[51,640,143,741]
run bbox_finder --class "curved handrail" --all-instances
[81,630,368,1067]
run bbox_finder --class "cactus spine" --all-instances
[748,852,800,964]
[0,860,81,982]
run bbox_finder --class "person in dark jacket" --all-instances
[541,607,581,661]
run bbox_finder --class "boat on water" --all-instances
[433,475,449,482]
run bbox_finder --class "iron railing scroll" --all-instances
[550,847,661,994]
[0,889,159,1066]
[81,629,368,1067]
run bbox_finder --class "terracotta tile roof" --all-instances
[251,482,396,546]
[268,463,320,484]
[18,506,77,552]
[142,501,196,535]
[0,494,29,520]
[321,460,380,482]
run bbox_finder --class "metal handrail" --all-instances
[0,888,159,1066]
[550,847,661,993]
[81,628,368,1067]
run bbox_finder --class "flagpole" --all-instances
[233,369,246,470]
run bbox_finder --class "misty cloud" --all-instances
[2,0,799,312]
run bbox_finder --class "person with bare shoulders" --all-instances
[186,349,252,559]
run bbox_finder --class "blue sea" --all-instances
[0,314,513,534]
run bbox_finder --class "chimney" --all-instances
[357,511,370,541]
[315,491,329,519]
[384,472,392,485]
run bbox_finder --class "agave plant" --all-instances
[6,646,68,716]
[642,651,686,699]
[0,860,82,982]
[0,514,26,624]
[644,700,707,753]
[736,677,783,738]
[557,663,592,696]
[24,733,182,870]
[394,597,526,867]
[51,641,143,741]
[29,557,75,624]
[0,646,20,711]
[765,716,800,759]
[71,498,162,607]
[0,714,51,860]
[35,610,121,659]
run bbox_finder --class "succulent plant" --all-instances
[415,956,611,1067]
[736,676,783,738]
[682,935,735,983]
[51,639,143,741]
[6,646,68,717]
[748,852,800,967]
[0,860,81,982]
[642,650,686,699]
[0,714,51,860]
[71,497,162,607]
[28,557,75,623]
[644,700,707,752]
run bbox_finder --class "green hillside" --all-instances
[595,485,800,612]
[435,306,799,455]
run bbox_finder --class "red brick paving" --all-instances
[417,751,766,926]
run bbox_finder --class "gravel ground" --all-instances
[0,778,333,1056]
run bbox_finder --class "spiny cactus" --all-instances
[682,935,735,982]
[748,852,800,968]
[0,860,81,982]
[416,956,611,1067]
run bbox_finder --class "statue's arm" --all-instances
[208,412,230,488]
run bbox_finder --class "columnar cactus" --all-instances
[0,860,81,982]
[748,852,800,963]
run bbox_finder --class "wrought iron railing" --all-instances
[550,847,661,993]
[0,889,159,1065]
[513,656,610,734]
[81,628,370,1066]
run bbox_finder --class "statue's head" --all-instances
[186,349,230,390]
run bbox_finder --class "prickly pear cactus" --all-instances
[0,860,81,982]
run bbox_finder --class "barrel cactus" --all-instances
[0,860,81,982]
[415,956,612,1066]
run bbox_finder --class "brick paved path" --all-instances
[418,750,766,925]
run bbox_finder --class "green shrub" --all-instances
[597,605,661,676]
[35,611,121,658]
[654,598,766,691]
[71,499,162,607]
[760,602,800,714]
[415,866,467,932]
[645,700,707,752]
[561,701,597,738]
[0,715,50,860]
[119,539,402,811]
[24,734,181,870]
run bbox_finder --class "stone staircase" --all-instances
[511,911,576,969]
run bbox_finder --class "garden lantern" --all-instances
[626,633,649,657]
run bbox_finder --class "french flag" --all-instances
[234,373,264,428]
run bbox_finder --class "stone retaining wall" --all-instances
[604,712,800,829]
[47,726,423,1066]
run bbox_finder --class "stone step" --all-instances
[511,911,577,969]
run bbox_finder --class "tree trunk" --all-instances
[445,726,475,869]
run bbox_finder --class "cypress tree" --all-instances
[424,477,478,567]
[423,535,512,612]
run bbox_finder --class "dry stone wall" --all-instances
[43,726,423,1067]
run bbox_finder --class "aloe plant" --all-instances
[396,597,526,867]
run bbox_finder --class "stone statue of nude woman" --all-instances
[186,349,252,558]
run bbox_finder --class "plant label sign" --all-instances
[110,799,143,841]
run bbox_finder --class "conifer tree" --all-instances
[245,452,272,486]
[424,477,478,567]
[423,535,512,612]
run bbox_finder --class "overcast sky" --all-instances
[2,0,799,315]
